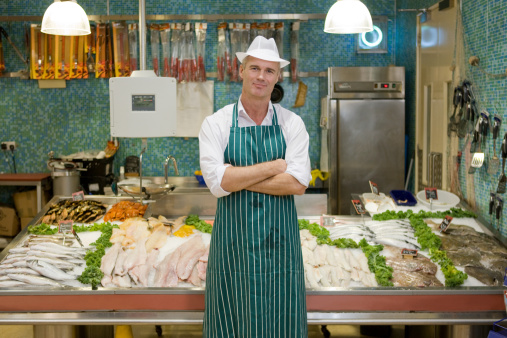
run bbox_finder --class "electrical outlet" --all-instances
[1,142,17,151]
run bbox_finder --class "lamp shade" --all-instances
[41,0,91,36]
[324,0,373,34]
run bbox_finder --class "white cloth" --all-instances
[199,99,312,198]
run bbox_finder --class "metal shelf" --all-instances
[0,13,326,23]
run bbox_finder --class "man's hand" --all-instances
[220,159,287,193]
[271,159,287,175]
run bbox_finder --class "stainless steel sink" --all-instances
[142,176,209,194]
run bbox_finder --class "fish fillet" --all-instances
[112,274,132,288]
[301,246,316,266]
[123,238,148,273]
[145,225,169,253]
[109,228,126,244]
[136,249,160,287]
[197,261,207,280]
[100,242,121,277]
[188,265,202,287]
[313,245,327,266]
[176,236,206,280]
[304,263,321,289]
[114,248,129,276]
[154,248,181,287]
[318,266,332,287]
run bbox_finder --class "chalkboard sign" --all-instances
[439,215,453,232]
[401,248,418,259]
[369,181,379,195]
[72,191,85,201]
[58,220,74,234]
[425,187,438,200]
[351,199,366,215]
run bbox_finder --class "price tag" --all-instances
[58,220,74,234]
[439,215,453,233]
[369,180,379,195]
[72,191,85,201]
[401,248,418,259]
[351,199,366,215]
[424,187,438,200]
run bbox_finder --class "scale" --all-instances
[109,0,178,201]
[109,70,177,137]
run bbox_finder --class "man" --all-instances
[199,36,311,337]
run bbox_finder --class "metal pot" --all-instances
[48,160,81,196]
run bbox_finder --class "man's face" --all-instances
[239,56,280,100]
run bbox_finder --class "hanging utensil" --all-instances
[488,115,502,175]
[471,132,484,168]
[450,85,462,125]
[468,119,482,174]
[0,26,28,66]
[496,133,507,194]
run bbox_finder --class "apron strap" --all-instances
[233,100,280,127]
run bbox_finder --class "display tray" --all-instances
[0,195,504,325]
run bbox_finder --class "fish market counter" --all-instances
[0,195,504,326]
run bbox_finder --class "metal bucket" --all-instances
[52,170,81,196]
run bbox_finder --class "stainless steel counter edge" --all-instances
[0,311,503,326]
[0,285,503,296]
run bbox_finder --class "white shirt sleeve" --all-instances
[198,112,232,198]
[281,109,312,188]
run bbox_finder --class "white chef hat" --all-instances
[236,36,290,68]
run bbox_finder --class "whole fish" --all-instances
[27,260,76,281]
[7,273,62,287]
[24,256,77,269]
[30,242,87,255]
[27,238,75,246]
[0,256,25,265]
[27,250,84,260]
[374,238,420,250]
[0,268,40,276]
[7,247,30,254]
[0,280,28,287]
[375,234,419,247]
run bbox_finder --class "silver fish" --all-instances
[27,250,84,260]
[30,243,87,255]
[24,256,77,269]
[375,234,419,247]
[12,261,27,268]
[7,273,62,287]
[374,238,420,250]
[6,247,30,254]
[0,268,40,276]
[27,238,75,246]
[0,280,28,287]
[27,260,76,281]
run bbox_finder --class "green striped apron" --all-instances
[204,102,307,338]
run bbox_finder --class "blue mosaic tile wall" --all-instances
[457,0,507,236]
[1,0,402,207]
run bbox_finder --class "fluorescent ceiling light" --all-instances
[324,0,373,34]
[41,0,91,36]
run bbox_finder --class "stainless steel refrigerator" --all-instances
[324,67,405,214]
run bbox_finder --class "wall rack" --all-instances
[0,13,326,23]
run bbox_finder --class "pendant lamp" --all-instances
[41,0,91,36]
[324,0,373,34]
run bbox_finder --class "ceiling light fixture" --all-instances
[324,0,373,34]
[41,0,91,36]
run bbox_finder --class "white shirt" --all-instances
[199,99,312,198]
